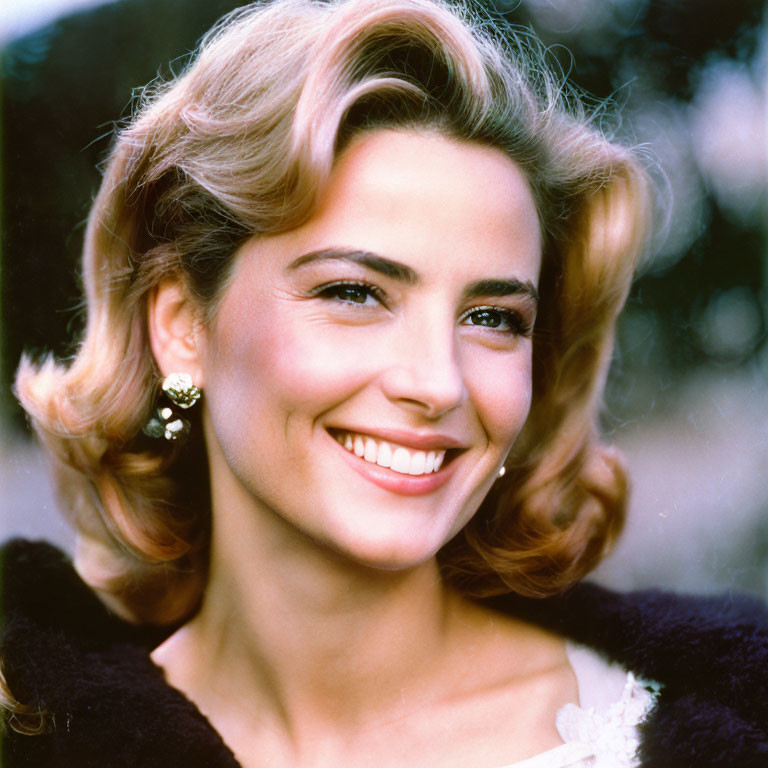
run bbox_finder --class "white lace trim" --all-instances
[552,671,659,767]
[498,665,660,768]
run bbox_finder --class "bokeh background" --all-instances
[2,0,767,598]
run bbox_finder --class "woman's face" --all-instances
[197,129,542,570]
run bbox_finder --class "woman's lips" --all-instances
[327,428,463,495]
[331,429,446,476]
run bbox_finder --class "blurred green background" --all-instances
[2,0,767,597]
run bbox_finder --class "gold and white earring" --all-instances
[143,372,202,441]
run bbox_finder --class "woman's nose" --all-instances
[379,319,467,420]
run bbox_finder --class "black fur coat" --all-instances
[2,539,767,767]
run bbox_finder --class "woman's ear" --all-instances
[147,279,206,387]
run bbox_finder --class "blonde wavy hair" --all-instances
[14,0,650,626]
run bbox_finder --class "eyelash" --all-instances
[311,280,532,337]
[459,306,533,337]
[310,280,388,307]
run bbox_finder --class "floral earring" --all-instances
[143,372,202,441]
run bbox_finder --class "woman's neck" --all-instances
[152,491,463,741]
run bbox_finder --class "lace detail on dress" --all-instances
[554,671,659,768]
[497,650,661,768]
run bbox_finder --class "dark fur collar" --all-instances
[3,539,767,767]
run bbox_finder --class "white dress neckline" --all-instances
[495,643,660,768]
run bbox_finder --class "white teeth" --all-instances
[376,441,392,468]
[409,451,426,475]
[391,447,411,473]
[334,431,447,476]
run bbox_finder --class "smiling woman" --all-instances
[3,0,767,766]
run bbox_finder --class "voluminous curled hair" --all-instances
[16,0,650,624]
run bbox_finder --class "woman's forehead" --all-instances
[292,129,543,277]
[224,129,542,298]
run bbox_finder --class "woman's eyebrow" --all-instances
[287,248,418,284]
[462,279,539,304]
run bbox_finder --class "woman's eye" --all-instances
[461,307,531,336]
[313,282,384,307]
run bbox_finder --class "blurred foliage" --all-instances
[2,0,766,429]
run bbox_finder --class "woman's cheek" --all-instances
[467,346,534,444]
[211,315,377,419]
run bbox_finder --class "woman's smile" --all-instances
[329,426,468,474]
[197,128,542,568]
[325,426,469,497]
[331,429,449,476]
[337,430,448,476]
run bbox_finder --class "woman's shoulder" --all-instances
[1,538,239,767]
[487,581,768,766]
[498,645,658,768]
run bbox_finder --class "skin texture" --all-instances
[149,130,577,767]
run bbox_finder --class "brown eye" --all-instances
[468,309,503,328]
[313,281,386,307]
[460,306,531,336]
[327,285,370,303]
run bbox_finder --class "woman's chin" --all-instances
[319,527,447,574]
